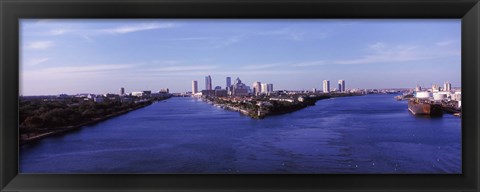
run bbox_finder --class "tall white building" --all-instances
[205,75,212,90]
[261,83,268,94]
[444,81,452,91]
[192,80,198,94]
[252,81,262,95]
[323,80,330,93]
[338,80,345,92]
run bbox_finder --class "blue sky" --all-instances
[20,19,461,95]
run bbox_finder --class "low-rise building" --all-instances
[94,97,104,103]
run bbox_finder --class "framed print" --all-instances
[1,0,479,191]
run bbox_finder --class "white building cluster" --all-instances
[322,79,345,93]
[414,81,461,108]
[192,75,274,97]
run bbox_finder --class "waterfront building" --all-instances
[192,80,198,94]
[214,86,222,90]
[338,80,345,92]
[433,92,449,101]
[215,89,228,97]
[267,83,274,93]
[120,87,125,96]
[415,91,432,99]
[87,94,96,99]
[131,92,143,97]
[159,88,169,93]
[444,81,452,92]
[104,93,116,98]
[93,97,104,103]
[323,80,330,93]
[313,88,317,93]
[415,85,422,92]
[453,91,462,101]
[253,81,262,95]
[205,75,212,90]
[201,90,216,96]
[269,97,295,103]
[131,91,151,97]
[143,90,152,95]
[432,84,440,92]
[231,77,249,96]
[226,77,231,91]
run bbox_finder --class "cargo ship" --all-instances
[408,99,443,116]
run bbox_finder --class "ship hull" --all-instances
[408,100,443,116]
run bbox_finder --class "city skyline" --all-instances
[21,19,461,95]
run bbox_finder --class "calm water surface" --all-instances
[20,94,461,173]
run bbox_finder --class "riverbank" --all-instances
[20,98,169,145]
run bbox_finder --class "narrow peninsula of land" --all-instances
[200,92,364,119]
[19,93,172,144]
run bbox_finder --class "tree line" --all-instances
[19,98,153,136]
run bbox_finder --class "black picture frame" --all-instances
[1,0,479,191]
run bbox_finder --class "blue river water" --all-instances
[19,94,461,174]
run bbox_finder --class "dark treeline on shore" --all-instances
[19,95,171,143]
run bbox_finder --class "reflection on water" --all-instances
[20,94,461,173]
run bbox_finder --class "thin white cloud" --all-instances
[242,64,280,70]
[26,41,54,50]
[291,61,325,67]
[368,42,386,51]
[80,34,94,43]
[335,43,429,65]
[137,69,306,77]
[50,29,68,35]
[259,28,327,41]
[213,36,243,48]
[151,65,218,72]
[40,22,177,43]
[436,40,457,47]
[150,60,183,65]
[38,64,135,73]
[25,58,50,66]
[22,64,137,82]
[156,37,216,41]
[101,23,176,35]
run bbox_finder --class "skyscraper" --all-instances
[261,83,273,94]
[226,77,231,91]
[338,80,345,92]
[323,80,330,93]
[444,81,452,91]
[231,77,248,96]
[120,87,125,95]
[192,80,198,94]
[205,75,212,90]
[266,83,273,93]
[252,81,262,95]
[261,83,268,94]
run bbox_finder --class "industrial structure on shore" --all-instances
[396,81,461,117]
